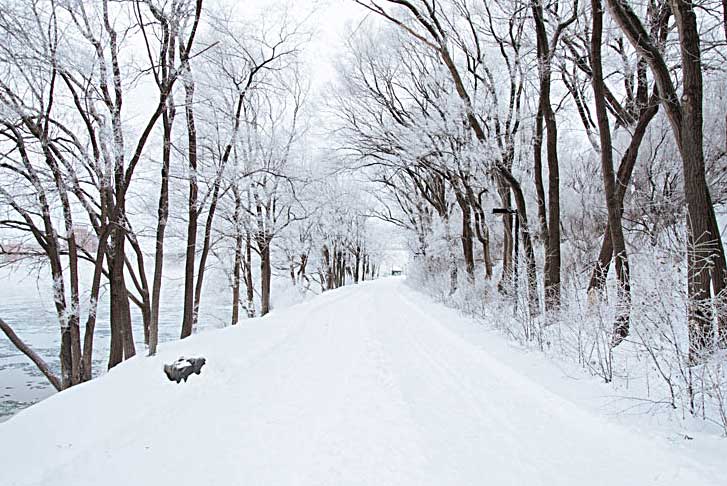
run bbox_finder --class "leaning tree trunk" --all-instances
[587,99,658,297]
[192,175,224,330]
[81,226,110,381]
[605,0,727,359]
[53,171,82,384]
[507,175,542,316]
[0,318,62,391]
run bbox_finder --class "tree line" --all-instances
[334,0,726,363]
[0,0,382,392]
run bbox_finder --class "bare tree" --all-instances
[589,0,631,344]
[605,0,727,358]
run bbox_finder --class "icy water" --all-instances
[0,264,233,421]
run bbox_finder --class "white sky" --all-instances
[228,0,369,88]
[305,0,369,87]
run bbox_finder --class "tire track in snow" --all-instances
[377,281,719,485]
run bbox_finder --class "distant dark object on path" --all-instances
[164,357,206,383]
[391,268,403,276]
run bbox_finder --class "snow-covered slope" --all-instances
[0,278,723,485]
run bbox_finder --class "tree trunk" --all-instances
[108,226,134,368]
[61,213,81,385]
[354,248,361,284]
[472,207,493,280]
[298,253,309,281]
[323,244,334,290]
[533,107,549,242]
[591,0,632,345]
[149,101,174,355]
[588,99,658,296]
[496,179,513,288]
[509,178,542,316]
[260,239,272,316]
[467,187,493,281]
[443,211,458,295]
[82,227,110,381]
[672,0,727,356]
[180,70,199,340]
[427,30,538,310]
[542,84,562,310]
[126,235,151,348]
[231,249,242,326]
[606,0,727,358]
[231,207,243,326]
[245,234,255,318]
[192,176,223,330]
[533,0,562,310]
[0,318,62,391]
[455,190,475,283]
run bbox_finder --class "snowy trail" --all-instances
[0,278,721,485]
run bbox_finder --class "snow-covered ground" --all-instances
[0,262,238,420]
[0,277,724,485]
[0,261,318,420]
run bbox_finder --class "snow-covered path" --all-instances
[0,278,722,485]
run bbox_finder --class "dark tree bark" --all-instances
[149,103,173,354]
[496,179,513,288]
[260,240,272,315]
[231,194,243,326]
[323,244,334,290]
[354,246,361,284]
[231,238,243,325]
[532,0,575,310]
[180,62,199,340]
[605,0,727,357]
[587,98,658,295]
[194,72,255,327]
[108,226,135,367]
[245,234,255,318]
[146,0,179,357]
[178,2,204,339]
[453,186,475,282]
[467,188,493,280]
[125,231,151,348]
[533,108,549,242]
[591,0,632,345]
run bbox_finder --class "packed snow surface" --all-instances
[0,278,723,485]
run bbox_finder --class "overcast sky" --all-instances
[228,0,369,88]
